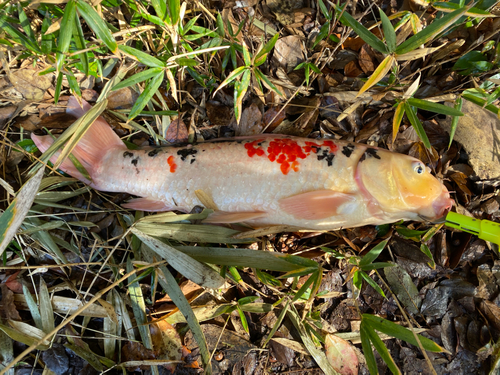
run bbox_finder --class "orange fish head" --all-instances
[358,151,453,221]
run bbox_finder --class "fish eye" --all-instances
[412,162,425,175]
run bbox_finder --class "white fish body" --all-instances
[32,98,453,230]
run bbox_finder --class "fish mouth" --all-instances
[418,191,454,223]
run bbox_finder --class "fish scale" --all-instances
[32,97,454,230]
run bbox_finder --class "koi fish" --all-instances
[31,97,453,230]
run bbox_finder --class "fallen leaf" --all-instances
[0,284,21,320]
[166,118,188,143]
[325,333,359,375]
[150,319,183,372]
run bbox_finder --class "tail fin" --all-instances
[31,96,125,185]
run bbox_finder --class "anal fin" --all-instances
[122,197,172,212]
[203,211,267,224]
[279,190,356,220]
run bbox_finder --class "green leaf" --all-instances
[395,226,428,239]
[131,228,225,289]
[335,4,388,54]
[318,0,332,21]
[242,42,251,66]
[362,320,401,375]
[112,67,164,91]
[17,3,35,42]
[360,271,386,298]
[216,13,225,36]
[77,0,118,53]
[54,71,63,104]
[56,0,76,72]
[175,57,198,67]
[72,12,89,75]
[395,6,468,55]
[151,0,166,19]
[406,98,464,116]
[362,314,444,352]
[404,102,431,149]
[379,8,396,53]
[360,323,378,375]
[462,90,499,115]
[0,16,41,53]
[292,271,318,302]
[359,239,389,268]
[433,2,495,17]
[128,70,165,121]
[420,243,435,269]
[214,66,246,95]
[167,0,181,25]
[255,33,279,62]
[254,68,283,97]
[448,96,463,149]
[235,69,251,123]
[118,45,165,68]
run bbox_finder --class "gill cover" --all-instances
[357,149,445,219]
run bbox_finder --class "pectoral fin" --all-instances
[279,190,356,220]
[122,198,172,212]
[204,211,267,224]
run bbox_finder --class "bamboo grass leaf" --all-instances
[118,45,165,68]
[56,0,76,73]
[404,102,431,149]
[335,5,388,54]
[392,101,405,143]
[380,9,396,53]
[406,98,464,116]
[357,55,395,97]
[131,229,225,289]
[77,0,118,53]
[0,168,44,258]
[128,71,164,121]
[395,7,469,55]
[448,96,463,149]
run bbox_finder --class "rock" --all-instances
[438,100,500,179]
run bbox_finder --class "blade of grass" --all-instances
[359,323,378,375]
[72,13,89,75]
[111,67,164,91]
[359,239,389,268]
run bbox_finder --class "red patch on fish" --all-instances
[167,155,177,173]
[246,138,338,175]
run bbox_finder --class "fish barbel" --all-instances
[32,97,453,230]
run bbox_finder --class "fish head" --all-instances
[357,149,453,221]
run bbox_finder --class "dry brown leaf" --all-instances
[166,118,188,143]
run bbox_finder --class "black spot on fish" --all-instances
[257,142,263,146]
[325,153,335,166]
[131,157,139,166]
[123,151,133,158]
[317,149,335,166]
[366,148,381,159]
[177,148,198,161]
[190,159,195,164]
[311,146,321,153]
[342,144,355,158]
[148,148,161,157]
